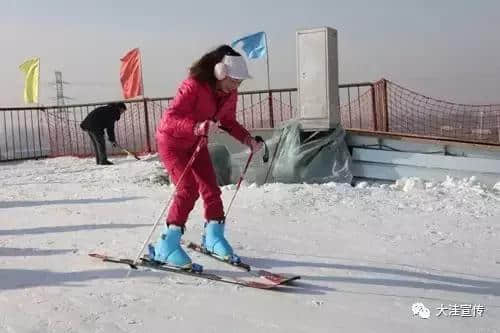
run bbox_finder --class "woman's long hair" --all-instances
[189,45,241,87]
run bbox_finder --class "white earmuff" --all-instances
[214,62,227,80]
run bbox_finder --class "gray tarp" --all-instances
[220,121,353,185]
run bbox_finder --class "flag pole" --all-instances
[264,33,274,127]
[264,33,271,92]
[139,48,145,98]
[138,48,152,153]
[38,57,41,106]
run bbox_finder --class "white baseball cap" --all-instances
[222,55,252,80]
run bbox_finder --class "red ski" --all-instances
[89,253,295,290]
[184,241,301,285]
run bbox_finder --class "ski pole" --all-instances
[225,136,268,218]
[131,136,207,267]
[264,129,284,184]
[225,151,253,218]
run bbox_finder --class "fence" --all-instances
[0,88,301,161]
[1,79,499,162]
[0,106,49,161]
[337,79,500,144]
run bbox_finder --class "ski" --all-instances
[183,241,301,285]
[88,253,289,290]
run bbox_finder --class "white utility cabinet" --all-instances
[296,27,340,130]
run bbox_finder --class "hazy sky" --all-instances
[2,0,500,106]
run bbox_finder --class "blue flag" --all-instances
[231,32,267,59]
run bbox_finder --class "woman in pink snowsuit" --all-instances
[150,45,263,269]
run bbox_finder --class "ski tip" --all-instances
[240,280,281,289]
[257,270,301,284]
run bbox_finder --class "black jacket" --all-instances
[80,105,122,142]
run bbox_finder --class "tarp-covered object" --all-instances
[270,121,353,184]
[224,121,353,185]
[208,144,232,186]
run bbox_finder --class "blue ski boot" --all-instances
[148,225,192,269]
[202,220,241,264]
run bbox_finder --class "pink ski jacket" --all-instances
[156,77,250,149]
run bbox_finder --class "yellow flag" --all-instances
[19,57,40,104]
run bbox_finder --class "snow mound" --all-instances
[391,177,425,192]
[387,175,500,196]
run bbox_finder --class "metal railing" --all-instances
[0,106,49,161]
[0,83,378,162]
[4,79,496,162]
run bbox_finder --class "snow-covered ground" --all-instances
[0,155,499,332]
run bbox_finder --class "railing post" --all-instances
[373,79,389,132]
[347,87,352,128]
[383,79,389,132]
[496,113,500,144]
[143,98,152,153]
[45,107,54,157]
[268,91,274,128]
[371,84,378,131]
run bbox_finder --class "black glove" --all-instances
[254,136,269,163]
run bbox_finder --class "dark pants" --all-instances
[86,131,109,164]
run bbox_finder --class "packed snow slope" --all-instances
[0,156,499,332]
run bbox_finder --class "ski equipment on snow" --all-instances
[89,252,292,290]
[184,240,301,284]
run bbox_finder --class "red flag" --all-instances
[120,48,143,99]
